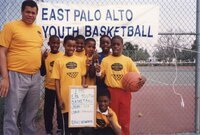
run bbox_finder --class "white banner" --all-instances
[37,3,159,43]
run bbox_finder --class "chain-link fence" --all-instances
[0,0,197,134]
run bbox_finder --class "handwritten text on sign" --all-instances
[69,86,96,127]
[36,3,159,43]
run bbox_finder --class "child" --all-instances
[98,35,111,63]
[96,86,121,135]
[82,86,121,135]
[97,35,146,135]
[83,38,97,85]
[96,35,111,88]
[74,35,85,57]
[40,35,64,135]
[51,35,86,135]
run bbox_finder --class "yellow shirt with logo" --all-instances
[74,50,85,57]
[101,55,139,88]
[0,20,43,74]
[51,55,86,113]
[45,52,64,90]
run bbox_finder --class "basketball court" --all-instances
[130,66,195,134]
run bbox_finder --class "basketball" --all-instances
[122,72,142,92]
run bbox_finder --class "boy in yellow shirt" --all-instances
[97,35,146,135]
[96,86,121,135]
[40,35,64,135]
[51,35,86,135]
[82,86,121,135]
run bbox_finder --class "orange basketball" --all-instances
[122,72,142,92]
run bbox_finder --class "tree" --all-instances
[176,48,192,61]
[191,40,196,61]
[123,42,150,61]
[153,29,189,62]
[136,48,150,61]
[153,33,195,62]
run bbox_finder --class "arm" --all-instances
[88,53,99,78]
[55,79,64,110]
[107,108,122,135]
[95,63,106,80]
[88,64,96,78]
[40,60,46,76]
[40,50,48,76]
[81,76,88,88]
[0,46,9,97]
[86,58,92,76]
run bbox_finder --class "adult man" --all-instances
[0,0,43,134]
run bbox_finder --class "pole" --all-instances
[195,0,200,133]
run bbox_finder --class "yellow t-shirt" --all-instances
[44,52,64,90]
[101,55,139,88]
[82,55,96,85]
[0,20,43,74]
[74,50,85,57]
[51,55,86,113]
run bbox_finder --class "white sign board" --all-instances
[69,86,96,127]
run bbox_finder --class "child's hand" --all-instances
[95,63,101,73]
[42,49,48,60]
[82,84,88,88]
[92,52,99,65]
[137,75,146,89]
[86,59,92,67]
[107,108,114,122]
[59,99,65,110]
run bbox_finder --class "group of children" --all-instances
[41,34,146,135]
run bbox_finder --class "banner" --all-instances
[37,3,159,43]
